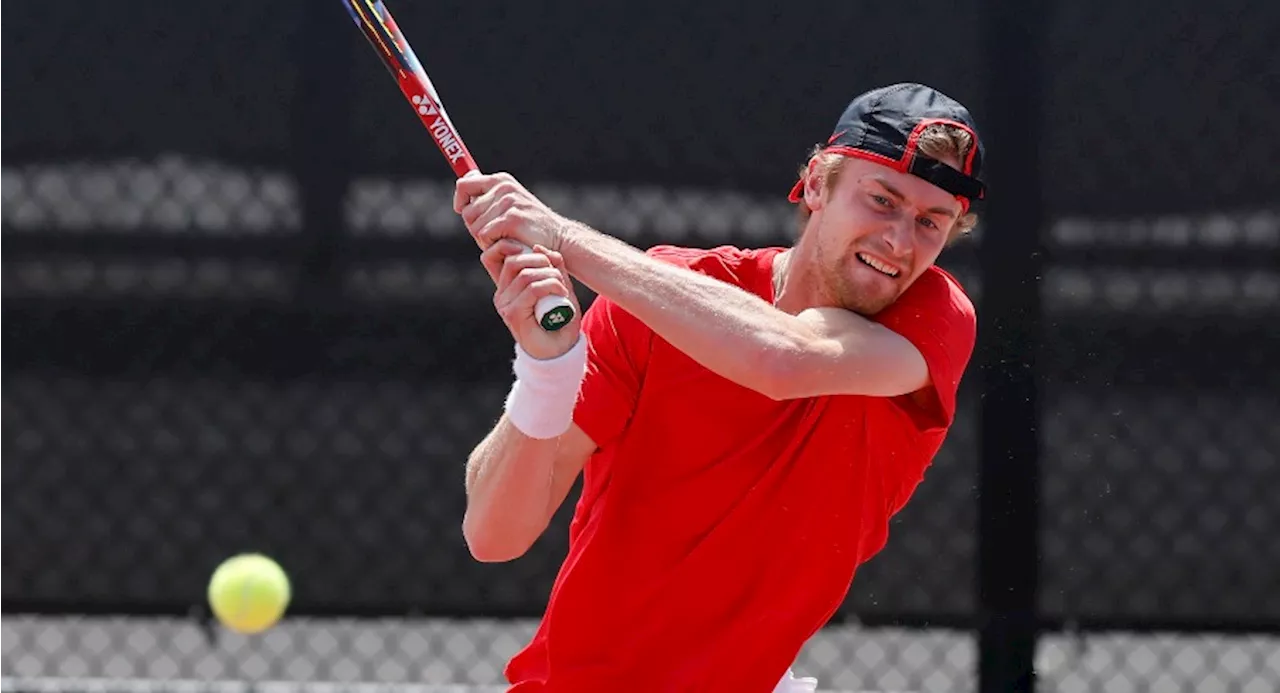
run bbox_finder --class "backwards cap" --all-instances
[789,83,986,212]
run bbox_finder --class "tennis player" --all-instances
[455,83,985,692]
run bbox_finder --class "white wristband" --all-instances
[503,334,589,439]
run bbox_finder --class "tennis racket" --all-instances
[340,0,576,332]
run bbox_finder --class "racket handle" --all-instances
[519,245,576,332]
[534,294,575,332]
[457,172,574,331]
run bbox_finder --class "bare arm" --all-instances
[462,415,597,562]
[558,225,929,400]
[453,171,926,403]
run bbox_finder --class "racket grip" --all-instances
[457,173,574,331]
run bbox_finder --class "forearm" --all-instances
[462,416,559,561]
[559,224,817,396]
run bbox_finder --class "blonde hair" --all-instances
[795,123,980,241]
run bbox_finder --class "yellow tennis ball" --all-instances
[207,553,291,634]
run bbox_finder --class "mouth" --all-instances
[856,252,901,278]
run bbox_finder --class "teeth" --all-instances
[857,253,899,277]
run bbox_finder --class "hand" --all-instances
[455,172,570,253]
[480,239,583,360]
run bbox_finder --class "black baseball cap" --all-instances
[788,83,986,212]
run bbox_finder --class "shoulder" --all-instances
[645,244,784,282]
[872,265,978,407]
[910,266,974,314]
[876,266,976,329]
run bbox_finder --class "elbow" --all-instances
[462,512,535,563]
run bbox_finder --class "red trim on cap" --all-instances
[790,119,981,214]
[787,146,909,203]
[910,117,980,175]
[789,146,973,213]
[787,178,805,203]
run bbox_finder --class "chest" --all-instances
[616,343,869,488]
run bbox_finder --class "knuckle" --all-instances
[512,269,536,287]
[504,212,524,228]
[518,269,552,289]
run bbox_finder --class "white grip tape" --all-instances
[504,334,589,439]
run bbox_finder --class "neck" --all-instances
[772,245,835,314]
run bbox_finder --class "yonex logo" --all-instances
[411,94,437,116]
[410,94,465,163]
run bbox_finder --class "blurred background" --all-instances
[3,1,1278,692]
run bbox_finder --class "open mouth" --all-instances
[856,252,901,278]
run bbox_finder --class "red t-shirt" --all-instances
[505,244,976,692]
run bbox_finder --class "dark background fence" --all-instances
[4,1,1279,691]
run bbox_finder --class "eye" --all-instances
[870,194,893,208]
[917,216,939,230]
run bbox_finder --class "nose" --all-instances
[881,217,912,257]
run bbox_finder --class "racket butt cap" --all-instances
[535,297,575,332]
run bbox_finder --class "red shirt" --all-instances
[506,244,976,692]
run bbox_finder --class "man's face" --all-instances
[800,156,963,315]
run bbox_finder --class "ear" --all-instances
[802,158,827,212]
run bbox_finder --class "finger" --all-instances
[521,276,572,304]
[475,211,528,250]
[460,184,495,227]
[480,239,530,285]
[468,191,517,235]
[460,175,521,225]
[534,245,575,301]
[457,178,498,247]
[453,172,496,213]
[462,194,510,251]
[495,266,562,313]
[535,245,569,275]
[475,205,536,251]
[461,174,527,225]
[496,251,554,295]
[498,276,573,323]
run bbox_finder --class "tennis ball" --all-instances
[207,553,291,634]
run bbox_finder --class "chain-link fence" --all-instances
[4,0,1280,691]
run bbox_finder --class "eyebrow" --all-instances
[870,176,958,218]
